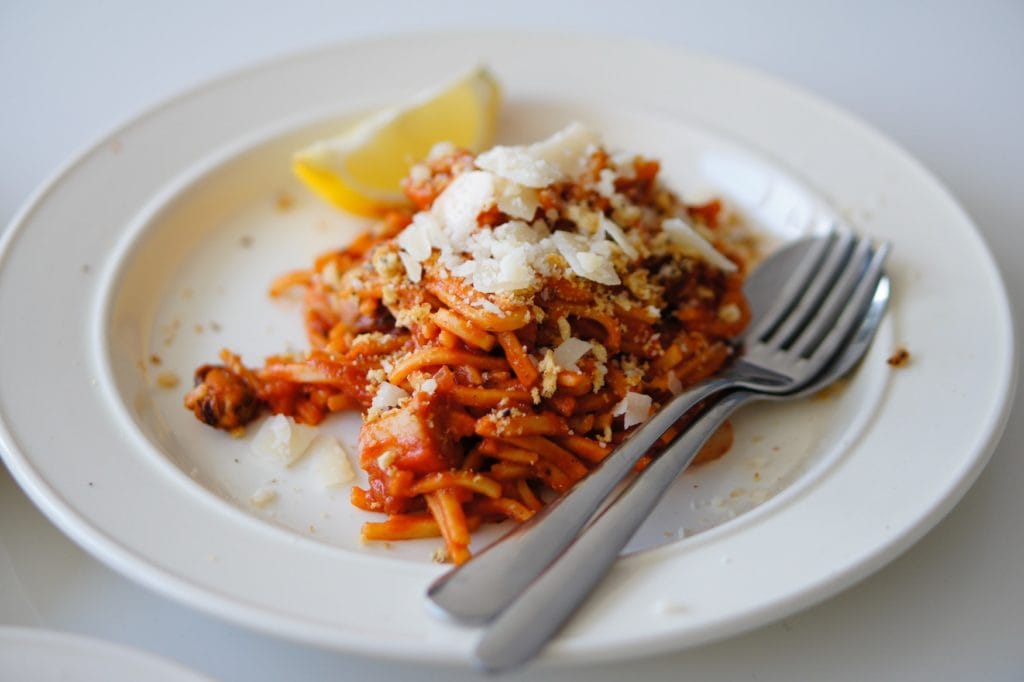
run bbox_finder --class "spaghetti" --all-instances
[185,124,754,563]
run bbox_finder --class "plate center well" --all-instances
[99,99,887,560]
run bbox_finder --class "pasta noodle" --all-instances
[184,124,754,563]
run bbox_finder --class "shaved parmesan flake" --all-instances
[475,148,560,188]
[612,392,653,429]
[451,260,476,278]
[310,435,356,487]
[398,250,423,283]
[599,214,638,259]
[495,177,540,220]
[596,168,617,197]
[527,122,601,180]
[418,212,449,252]
[251,414,317,466]
[493,219,545,246]
[371,382,410,413]
[666,371,683,395]
[578,251,617,283]
[472,297,504,316]
[661,217,737,272]
[553,337,592,371]
[476,123,600,188]
[397,215,432,261]
[498,250,536,290]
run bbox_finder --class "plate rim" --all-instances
[0,625,214,682]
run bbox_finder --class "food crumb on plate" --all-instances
[653,600,688,615]
[275,192,295,212]
[155,371,179,389]
[887,346,911,367]
[249,487,277,508]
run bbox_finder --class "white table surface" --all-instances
[1,1,1022,679]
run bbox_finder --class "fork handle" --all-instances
[427,376,734,623]
[474,391,748,673]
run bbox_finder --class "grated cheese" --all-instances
[376,449,398,470]
[430,170,496,245]
[592,361,608,392]
[371,382,410,413]
[392,123,738,298]
[408,163,430,184]
[494,177,540,221]
[718,302,742,323]
[557,316,571,341]
[427,141,457,161]
[538,349,560,398]
[552,231,620,286]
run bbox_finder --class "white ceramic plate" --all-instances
[0,33,1015,665]
[0,627,212,682]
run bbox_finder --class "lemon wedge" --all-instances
[293,67,502,216]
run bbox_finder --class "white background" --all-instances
[1,1,1021,680]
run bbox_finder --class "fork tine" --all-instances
[745,228,838,343]
[802,241,891,364]
[762,229,856,348]
[788,235,874,358]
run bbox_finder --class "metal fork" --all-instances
[428,231,890,623]
[476,271,892,672]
